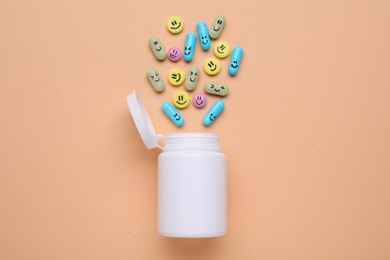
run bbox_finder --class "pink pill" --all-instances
[167,47,182,62]
[192,93,207,108]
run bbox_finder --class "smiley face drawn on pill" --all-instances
[173,91,190,109]
[173,113,181,121]
[201,35,209,45]
[146,68,165,92]
[209,113,216,121]
[167,47,182,62]
[168,68,185,86]
[231,60,239,68]
[184,46,192,56]
[148,36,166,61]
[167,16,184,34]
[192,93,207,108]
[209,16,226,39]
[213,40,231,58]
[204,82,229,96]
[203,58,221,75]
[184,66,200,91]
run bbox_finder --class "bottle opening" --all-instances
[163,133,221,152]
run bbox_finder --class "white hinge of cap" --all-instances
[126,91,164,149]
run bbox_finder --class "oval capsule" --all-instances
[204,82,229,96]
[197,21,211,51]
[228,46,243,76]
[162,102,184,127]
[148,36,166,61]
[209,15,226,39]
[184,66,200,91]
[203,100,224,126]
[183,32,197,62]
[146,68,165,92]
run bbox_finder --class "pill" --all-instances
[167,47,182,62]
[183,32,197,62]
[204,82,229,96]
[192,93,207,108]
[208,15,226,39]
[213,40,230,58]
[146,68,165,93]
[172,91,190,109]
[203,100,224,126]
[197,21,211,51]
[167,16,184,34]
[148,36,166,61]
[203,58,221,76]
[162,102,184,127]
[228,46,243,76]
[184,66,200,91]
[168,68,185,86]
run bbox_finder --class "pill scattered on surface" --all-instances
[168,68,185,86]
[146,68,165,93]
[172,91,190,109]
[148,36,166,61]
[192,93,207,108]
[162,102,184,127]
[213,40,230,58]
[197,21,211,51]
[228,46,243,76]
[204,82,229,96]
[209,15,226,39]
[203,100,224,126]
[183,32,197,62]
[203,58,221,76]
[167,47,182,62]
[166,16,184,34]
[184,66,200,91]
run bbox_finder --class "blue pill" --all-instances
[183,32,196,62]
[162,102,184,127]
[228,46,243,76]
[202,100,224,126]
[197,21,211,51]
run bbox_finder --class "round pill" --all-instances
[192,93,207,108]
[167,47,182,62]
[214,41,230,58]
[204,82,229,96]
[203,58,221,76]
[173,91,190,109]
[167,16,184,34]
[168,68,185,86]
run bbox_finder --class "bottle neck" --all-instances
[162,133,221,152]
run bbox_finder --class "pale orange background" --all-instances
[1,0,390,259]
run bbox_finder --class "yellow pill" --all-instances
[173,91,190,109]
[214,41,231,58]
[168,68,185,86]
[203,58,221,76]
[166,16,184,34]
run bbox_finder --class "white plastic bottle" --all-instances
[127,92,227,238]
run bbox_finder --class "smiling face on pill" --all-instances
[146,68,165,92]
[214,41,230,58]
[203,58,221,75]
[173,91,190,109]
[167,47,182,62]
[204,82,229,96]
[167,16,184,34]
[192,93,207,108]
[168,68,185,86]
[148,36,166,61]
[209,15,226,39]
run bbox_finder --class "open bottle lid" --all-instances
[126,91,164,149]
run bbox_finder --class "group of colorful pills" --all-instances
[146,15,243,127]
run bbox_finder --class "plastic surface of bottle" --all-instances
[126,91,227,238]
